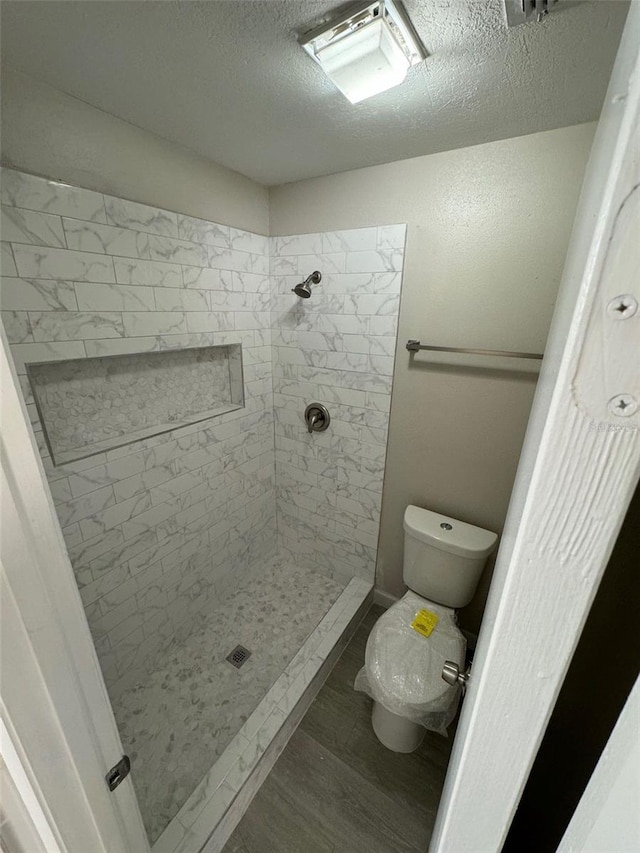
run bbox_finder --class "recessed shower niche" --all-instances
[27,344,244,465]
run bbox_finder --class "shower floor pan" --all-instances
[111,555,372,852]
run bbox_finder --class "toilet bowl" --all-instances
[358,591,466,749]
[355,506,497,752]
[372,702,426,753]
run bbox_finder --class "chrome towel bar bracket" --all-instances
[406,340,543,361]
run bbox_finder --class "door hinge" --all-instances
[105,755,131,792]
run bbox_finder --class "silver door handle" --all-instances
[442,660,471,692]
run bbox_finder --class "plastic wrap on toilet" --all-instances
[354,594,465,736]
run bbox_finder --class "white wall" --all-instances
[270,122,596,631]
[0,68,269,234]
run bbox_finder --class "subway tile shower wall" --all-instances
[0,168,275,700]
[270,227,405,584]
[0,167,406,697]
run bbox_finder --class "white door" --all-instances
[430,4,640,851]
[1,7,638,853]
[0,326,149,852]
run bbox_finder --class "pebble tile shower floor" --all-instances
[111,556,346,843]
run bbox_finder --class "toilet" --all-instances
[356,505,497,753]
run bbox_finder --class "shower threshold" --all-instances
[112,556,372,853]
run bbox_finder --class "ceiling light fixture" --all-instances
[301,0,427,104]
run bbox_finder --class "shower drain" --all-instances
[226,645,252,669]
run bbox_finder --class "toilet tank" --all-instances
[403,506,498,608]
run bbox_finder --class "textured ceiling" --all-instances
[0,0,629,186]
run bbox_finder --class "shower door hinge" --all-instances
[105,755,131,792]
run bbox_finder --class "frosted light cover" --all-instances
[316,17,410,103]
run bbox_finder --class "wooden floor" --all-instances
[222,605,454,853]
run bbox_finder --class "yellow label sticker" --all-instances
[411,609,439,638]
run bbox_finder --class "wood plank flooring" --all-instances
[223,606,454,853]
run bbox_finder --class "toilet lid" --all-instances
[365,592,466,709]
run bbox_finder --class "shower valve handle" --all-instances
[304,403,330,434]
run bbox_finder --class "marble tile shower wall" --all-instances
[270,225,406,584]
[0,168,276,699]
[0,166,407,702]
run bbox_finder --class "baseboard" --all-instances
[373,587,399,609]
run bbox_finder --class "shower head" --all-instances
[293,281,312,298]
[292,270,321,299]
